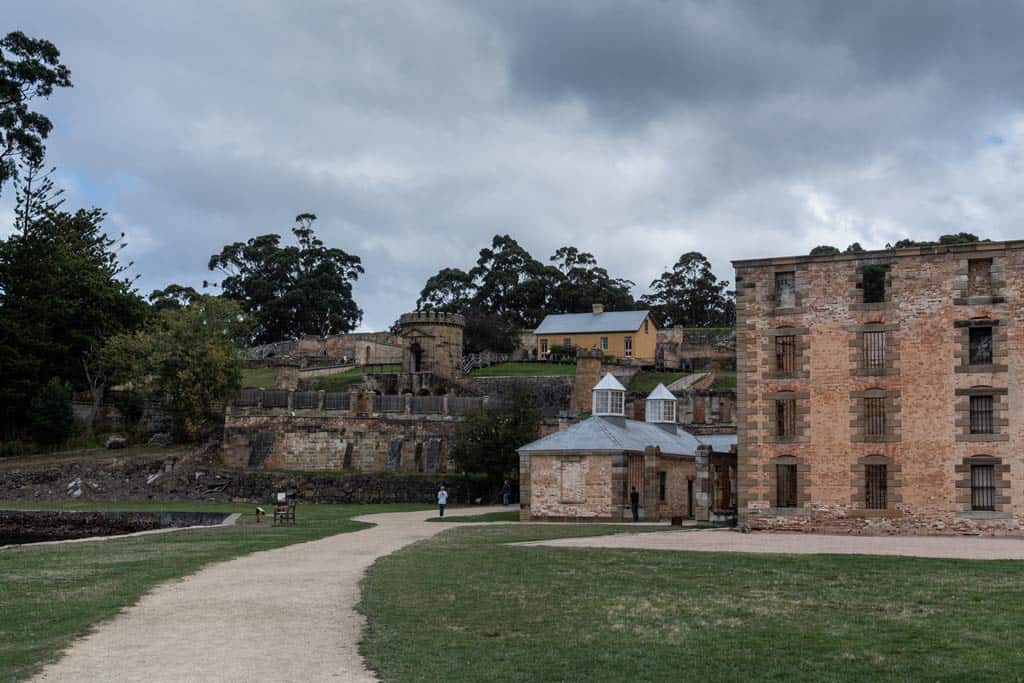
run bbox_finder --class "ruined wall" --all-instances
[658,327,736,371]
[521,453,615,521]
[223,412,457,473]
[295,333,403,365]
[465,376,574,416]
[736,241,1024,535]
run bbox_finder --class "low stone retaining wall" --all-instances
[0,509,233,545]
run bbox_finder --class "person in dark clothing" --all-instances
[630,486,640,522]
[501,479,511,506]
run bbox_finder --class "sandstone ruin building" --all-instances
[734,240,1023,534]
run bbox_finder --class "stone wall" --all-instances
[735,240,1024,535]
[658,327,736,371]
[223,412,459,473]
[400,311,465,381]
[295,332,403,365]
[465,376,574,416]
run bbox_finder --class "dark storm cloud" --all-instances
[4,1,1024,330]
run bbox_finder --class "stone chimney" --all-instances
[592,303,604,314]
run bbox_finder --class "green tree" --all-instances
[469,234,557,328]
[809,245,840,256]
[0,162,147,437]
[416,267,475,312]
[28,377,74,446]
[448,392,539,483]
[103,297,250,441]
[640,252,734,328]
[208,213,364,344]
[148,283,201,312]
[0,31,72,195]
[548,246,635,313]
[888,233,988,249]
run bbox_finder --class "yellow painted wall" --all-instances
[535,315,657,361]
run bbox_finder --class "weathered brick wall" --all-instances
[522,453,615,520]
[735,242,1024,534]
[223,413,457,473]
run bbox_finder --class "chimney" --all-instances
[592,303,604,315]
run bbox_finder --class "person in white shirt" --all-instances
[437,485,448,517]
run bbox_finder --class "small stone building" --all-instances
[519,374,734,522]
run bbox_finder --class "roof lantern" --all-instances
[592,373,626,416]
[645,383,677,424]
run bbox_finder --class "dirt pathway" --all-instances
[33,506,505,683]
[518,528,1024,560]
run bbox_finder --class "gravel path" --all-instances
[33,505,505,683]
[517,528,1024,560]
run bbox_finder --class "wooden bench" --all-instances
[273,501,297,525]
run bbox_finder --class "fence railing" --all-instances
[231,389,485,416]
[462,351,509,374]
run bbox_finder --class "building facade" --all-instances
[534,304,658,363]
[734,240,1024,534]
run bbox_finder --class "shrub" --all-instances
[29,378,75,446]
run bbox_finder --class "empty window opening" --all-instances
[864,397,886,436]
[971,464,996,511]
[658,471,667,502]
[865,464,887,510]
[775,399,796,437]
[775,271,796,308]
[969,327,993,365]
[776,464,797,508]
[775,335,796,373]
[968,259,993,297]
[862,265,888,303]
[970,396,994,434]
[864,331,886,369]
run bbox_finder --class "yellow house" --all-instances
[533,304,658,362]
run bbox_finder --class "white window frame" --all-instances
[563,337,572,350]
[600,336,608,351]
[540,338,548,355]
[624,336,633,357]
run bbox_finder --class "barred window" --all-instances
[968,259,993,297]
[775,335,796,373]
[864,331,885,369]
[971,464,996,511]
[865,464,887,510]
[775,272,796,308]
[970,396,994,434]
[864,397,886,436]
[776,464,797,508]
[775,399,796,437]
[969,327,993,365]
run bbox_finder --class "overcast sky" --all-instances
[4,1,1024,331]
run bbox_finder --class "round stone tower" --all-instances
[399,311,466,381]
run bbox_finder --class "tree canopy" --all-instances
[207,213,364,344]
[640,252,734,328]
[0,162,147,438]
[0,31,72,195]
[448,391,540,483]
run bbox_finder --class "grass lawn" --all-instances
[627,370,685,393]
[427,510,521,523]
[240,366,277,388]
[470,362,576,377]
[360,524,1024,682]
[0,500,429,683]
[312,364,401,392]
[713,370,737,389]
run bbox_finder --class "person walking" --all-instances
[501,479,511,507]
[437,485,449,518]
[630,486,640,522]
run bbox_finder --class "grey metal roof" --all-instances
[695,433,737,453]
[533,310,651,335]
[518,416,704,457]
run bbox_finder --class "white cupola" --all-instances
[592,373,626,416]
[645,383,677,424]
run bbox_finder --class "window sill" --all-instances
[753,507,809,516]
[955,364,1007,373]
[846,509,903,518]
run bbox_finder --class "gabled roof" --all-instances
[534,310,651,335]
[646,383,675,401]
[518,416,705,457]
[593,373,626,392]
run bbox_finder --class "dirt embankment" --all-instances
[0,444,485,505]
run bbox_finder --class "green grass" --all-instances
[470,362,576,377]
[0,500,430,682]
[427,510,521,523]
[680,327,734,335]
[240,366,278,388]
[627,370,685,393]
[713,370,737,389]
[360,524,1024,682]
[312,364,401,392]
